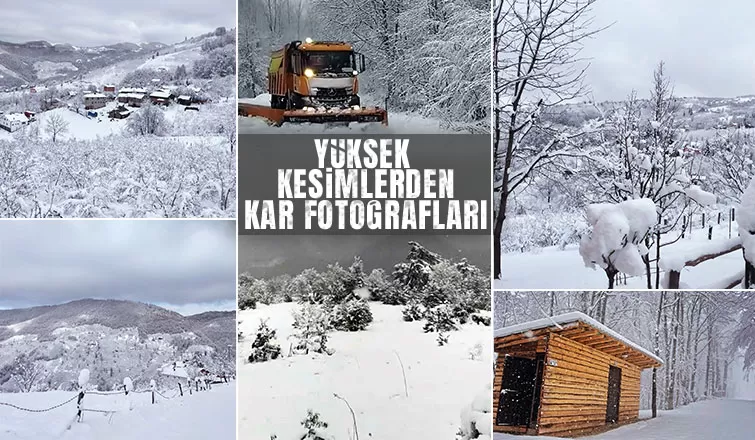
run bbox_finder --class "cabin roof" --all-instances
[494,311,663,368]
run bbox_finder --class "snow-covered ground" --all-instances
[238,302,491,440]
[493,399,755,440]
[0,383,234,440]
[495,222,743,289]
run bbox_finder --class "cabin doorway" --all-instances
[496,354,545,428]
[606,365,622,424]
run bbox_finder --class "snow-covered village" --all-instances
[0,220,237,439]
[0,3,236,218]
[236,235,492,440]
[493,0,755,290]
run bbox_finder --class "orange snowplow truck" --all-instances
[239,39,387,125]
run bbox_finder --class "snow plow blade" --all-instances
[239,103,388,126]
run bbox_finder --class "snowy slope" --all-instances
[0,383,234,440]
[494,399,755,440]
[238,302,491,440]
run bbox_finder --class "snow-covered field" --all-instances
[238,302,491,440]
[493,399,755,440]
[0,383,235,440]
[495,222,743,289]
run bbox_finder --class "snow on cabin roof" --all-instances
[177,95,191,100]
[494,311,664,365]
[84,93,107,98]
[120,87,147,94]
[118,92,145,99]
[150,90,171,99]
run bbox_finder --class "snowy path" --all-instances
[238,302,491,440]
[495,223,742,289]
[0,383,234,440]
[494,399,755,440]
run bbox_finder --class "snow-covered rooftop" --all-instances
[3,113,28,123]
[84,93,107,98]
[177,95,191,100]
[120,87,147,94]
[150,91,171,99]
[494,311,664,365]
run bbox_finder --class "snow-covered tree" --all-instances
[45,113,69,143]
[10,353,44,392]
[291,304,332,355]
[127,104,166,136]
[249,319,282,362]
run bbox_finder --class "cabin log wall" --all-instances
[536,334,641,437]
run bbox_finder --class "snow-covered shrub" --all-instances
[739,178,755,268]
[423,305,458,334]
[193,44,236,79]
[331,298,373,332]
[249,320,281,363]
[238,274,257,310]
[300,410,330,440]
[402,302,425,322]
[500,210,587,253]
[459,383,492,440]
[291,304,332,355]
[470,314,491,327]
[364,268,391,301]
[376,281,408,305]
[288,269,318,304]
[579,198,658,288]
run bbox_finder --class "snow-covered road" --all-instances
[494,399,755,440]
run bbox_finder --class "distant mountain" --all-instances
[0,299,235,392]
[238,235,490,278]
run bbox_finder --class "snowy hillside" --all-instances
[238,302,490,440]
[0,299,235,392]
[0,382,234,440]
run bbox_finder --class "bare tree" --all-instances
[127,103,166,136]
[493,0,605,279]
[45,113,69,143]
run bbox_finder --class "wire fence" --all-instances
[0,372,231,428]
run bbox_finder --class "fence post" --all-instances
[702,213,706,228]
[150,379,156,404]
[76,390,85,422]
[76,369,89,422]
[178,382,183,397]
[708,226,713,240]
[718,212,722,224]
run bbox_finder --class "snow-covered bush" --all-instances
[291,304,332,355]
[249,320,282,363]
[423,305,458,334]
[193,45,236,79]
[127,104,166,136]
[579,198,658,288]
[500,210,587,252]
[402,302,425,322]
[238,274,257,310]
[331,298,373,332]
[300,410,330,440]
[459,383,492,440]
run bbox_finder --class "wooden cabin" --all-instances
[493,312,662,438]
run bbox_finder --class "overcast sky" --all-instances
[0,1,235,46]
[0,220,236,315]
[582,0,755,101]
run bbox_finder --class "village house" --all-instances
[0,113,31,132]
[117,88,147,107]
[108,105,131,120]
[83,93,109,109]
[493,312,662,437]
[103,84,116,94]
[177,95,192,106]
[149,89,172,106]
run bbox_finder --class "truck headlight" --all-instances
[304,69,315,78]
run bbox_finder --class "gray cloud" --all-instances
[0,220,236,312]
[0,1,235,46]
[581,0,755,101]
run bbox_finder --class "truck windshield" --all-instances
[305,51,353,74]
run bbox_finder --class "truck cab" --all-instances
[268,40,366,110]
